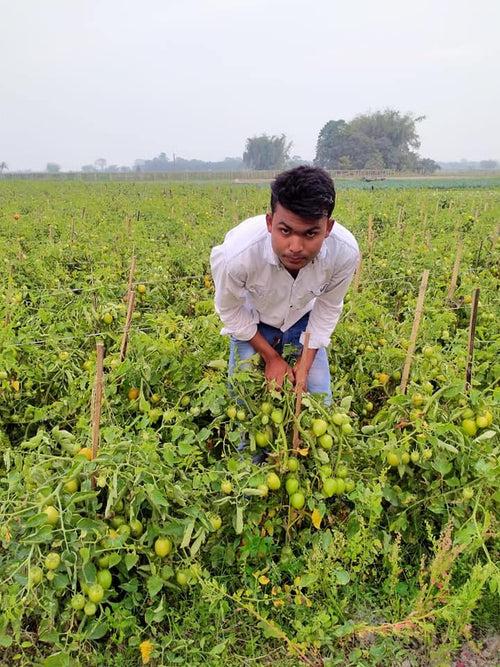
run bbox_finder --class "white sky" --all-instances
[1,0,499,171]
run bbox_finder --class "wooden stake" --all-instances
[292,332,310,451]
[447,238,464,302]
[399,270,430,394]
[367,215,374,253]
[465,288,480,393]
[353,254,362,292]
[124,255,136,303]
[120,290,136,361]
[91,342,105,461]
[397,206,404,231]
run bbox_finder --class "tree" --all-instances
[243,134,292,170]
[417,158,440,174]
[479,160,498,170]
[95,158,107,171]
[46,163,61,173]
[0,162,7,173]
[81,164,97,173]
[314,109,432,171]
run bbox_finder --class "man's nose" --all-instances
[289,235,303,253]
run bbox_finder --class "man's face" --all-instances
[266,203,334,273]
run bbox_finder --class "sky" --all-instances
[1,0,499,171]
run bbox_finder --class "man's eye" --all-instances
[280,228,290,235]
[306,231,318,238]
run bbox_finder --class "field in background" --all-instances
[0,181,498,666]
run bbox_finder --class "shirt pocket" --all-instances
[247,283,273,309]
[294,283,329,308]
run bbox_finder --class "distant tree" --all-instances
[81,164,97,173]
[0,161,7,173]
[314,109,430,172]
[46,163,61,173]
[243,134,292,170]
[479,159,498,170]
[95,158,107,171]
[417,158,441,174]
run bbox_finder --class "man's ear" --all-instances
[266,212,273,232]
[325,218,335,237]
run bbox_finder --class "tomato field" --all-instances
[0,181,498,666]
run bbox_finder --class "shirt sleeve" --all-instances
[210,244,259,341]
[300,247,360,349]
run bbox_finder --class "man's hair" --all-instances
[270,166,335,220]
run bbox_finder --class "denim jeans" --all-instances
[228,313,332,404]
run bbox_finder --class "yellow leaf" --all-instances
[10,380,20,392]
[297,447,309,457]
[258,575,270,585]
[311,508,322,529]
[139,639,154,665]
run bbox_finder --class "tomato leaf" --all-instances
[147,575,164,597]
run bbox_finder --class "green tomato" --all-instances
[312,419,328,437]
[462,419,477,436]
[318,433,333,450]
[87,583,104,604]
[336,465,348,479]
[462,487,474,501]
[290,491,305,510]
[221,480,233,495]
[401,452,410,465]
[387,452,400,467]
[271,409,284,425]
[236,409,246,421]
[84,602,97,616]
[410,451,420,463]
[71,594,86,611]
[331,413,344,426]
[344,478,355,493]
[45,552,60,570]
[30,566,43,585]
[260,402,272,415]
[226,406,237,420]
[176,570,190,586]
[130,519,144,538]
[96,569,112,590]
[266,472,281,490]
[285,477,299,496]
[286,457,299,473]
[322,478,337,498]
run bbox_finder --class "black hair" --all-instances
[270,166,335,220]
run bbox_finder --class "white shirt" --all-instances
[210,214,359,349]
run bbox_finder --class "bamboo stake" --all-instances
[367,215,374,254]
[124,255,136,303]
[91,342,105,461]
[292,333,310,451]
[120,290,136,361]
[447,239,464,302]
[465,289,480,393]
[353,254,363,292]
[399,270,430,394]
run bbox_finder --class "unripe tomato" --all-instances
[30,566,43,585]
[137,284,147,294]
[255,431,269,447]
[110,515,125,529]
[312,419,328,437]
[221,480,233,495]
[422,448,433,460]
[344,478,355,493]
[44,505,59,526]
[154,537,173,557]
[331,413,344,426]
[176,570,189,586]
[462,487,474,501]
[128,387,139,401]
[260,402,272,415]
[286,457,299,473]
[476,411,493,428]
[266,472,281,490]
[258,484,269,497]
[336,465,348,479]
[84,602,97,616]
[236,409,246,421]
[76,447,93,461]
[271,409,284,425]
[97,555,110,569]
[290,491,305,510]
[71,593,86,610]
[461,419,477,437]
[226,406,237,419]
[461,408,475,419]
[387,452,400,467]
[341,423,353,435]
[96,569,112,590]
[285,477,299,495]
[130,519,143,538]
[45,552,60,570]
[411,393,425,407]
[401,452,410,465]
[64,478,79,494]
[410,450,420,463]
[318,433,333,450]
[322,478,337,497]
[209,514,222,531]
[102,312,113,325]
[87,583,104,604]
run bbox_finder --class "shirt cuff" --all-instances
[221,322,258,341]
[299,331,329,349]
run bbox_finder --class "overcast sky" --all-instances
[1,0,499,171]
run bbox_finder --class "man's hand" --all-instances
[265,356,295,390]
[293,348,318,392]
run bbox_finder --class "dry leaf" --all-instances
[311,508,322,529]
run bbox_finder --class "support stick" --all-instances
[447,239,464,302]
[292,333,310,451]
[399,270,430,394]
[124,255,136,303]
[367,215,374,254]
[353,254,362,292]
[91,342,105,461]
[120,290,136,362]
[465,288,480,393]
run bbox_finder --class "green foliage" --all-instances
[243,134,292,170]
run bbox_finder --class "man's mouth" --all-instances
[283,256,306,264]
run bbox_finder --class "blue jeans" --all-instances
[228,313,332,404]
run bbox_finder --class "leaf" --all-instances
[107,553,122,567]
[147,575,164,597]
[431,456,453,477]
[180,519,195,549]
[190,531,206,557]
[311,508,322,529]
[474,430,496,442]
[209,641,228,656]
[334,569,350,585]
[258,575,270,585]
[123,552,138,570]
[85,620,109,640]
[234,505,244,534]
[41,652,71,667]
[82,561,97,583]
[178,441,194,456]
[0,635,12,648]
[145,485,169,508]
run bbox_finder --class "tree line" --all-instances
[1,109,498,174]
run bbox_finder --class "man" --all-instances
[210,166,359,404]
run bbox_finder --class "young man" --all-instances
[210,166,359,404]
